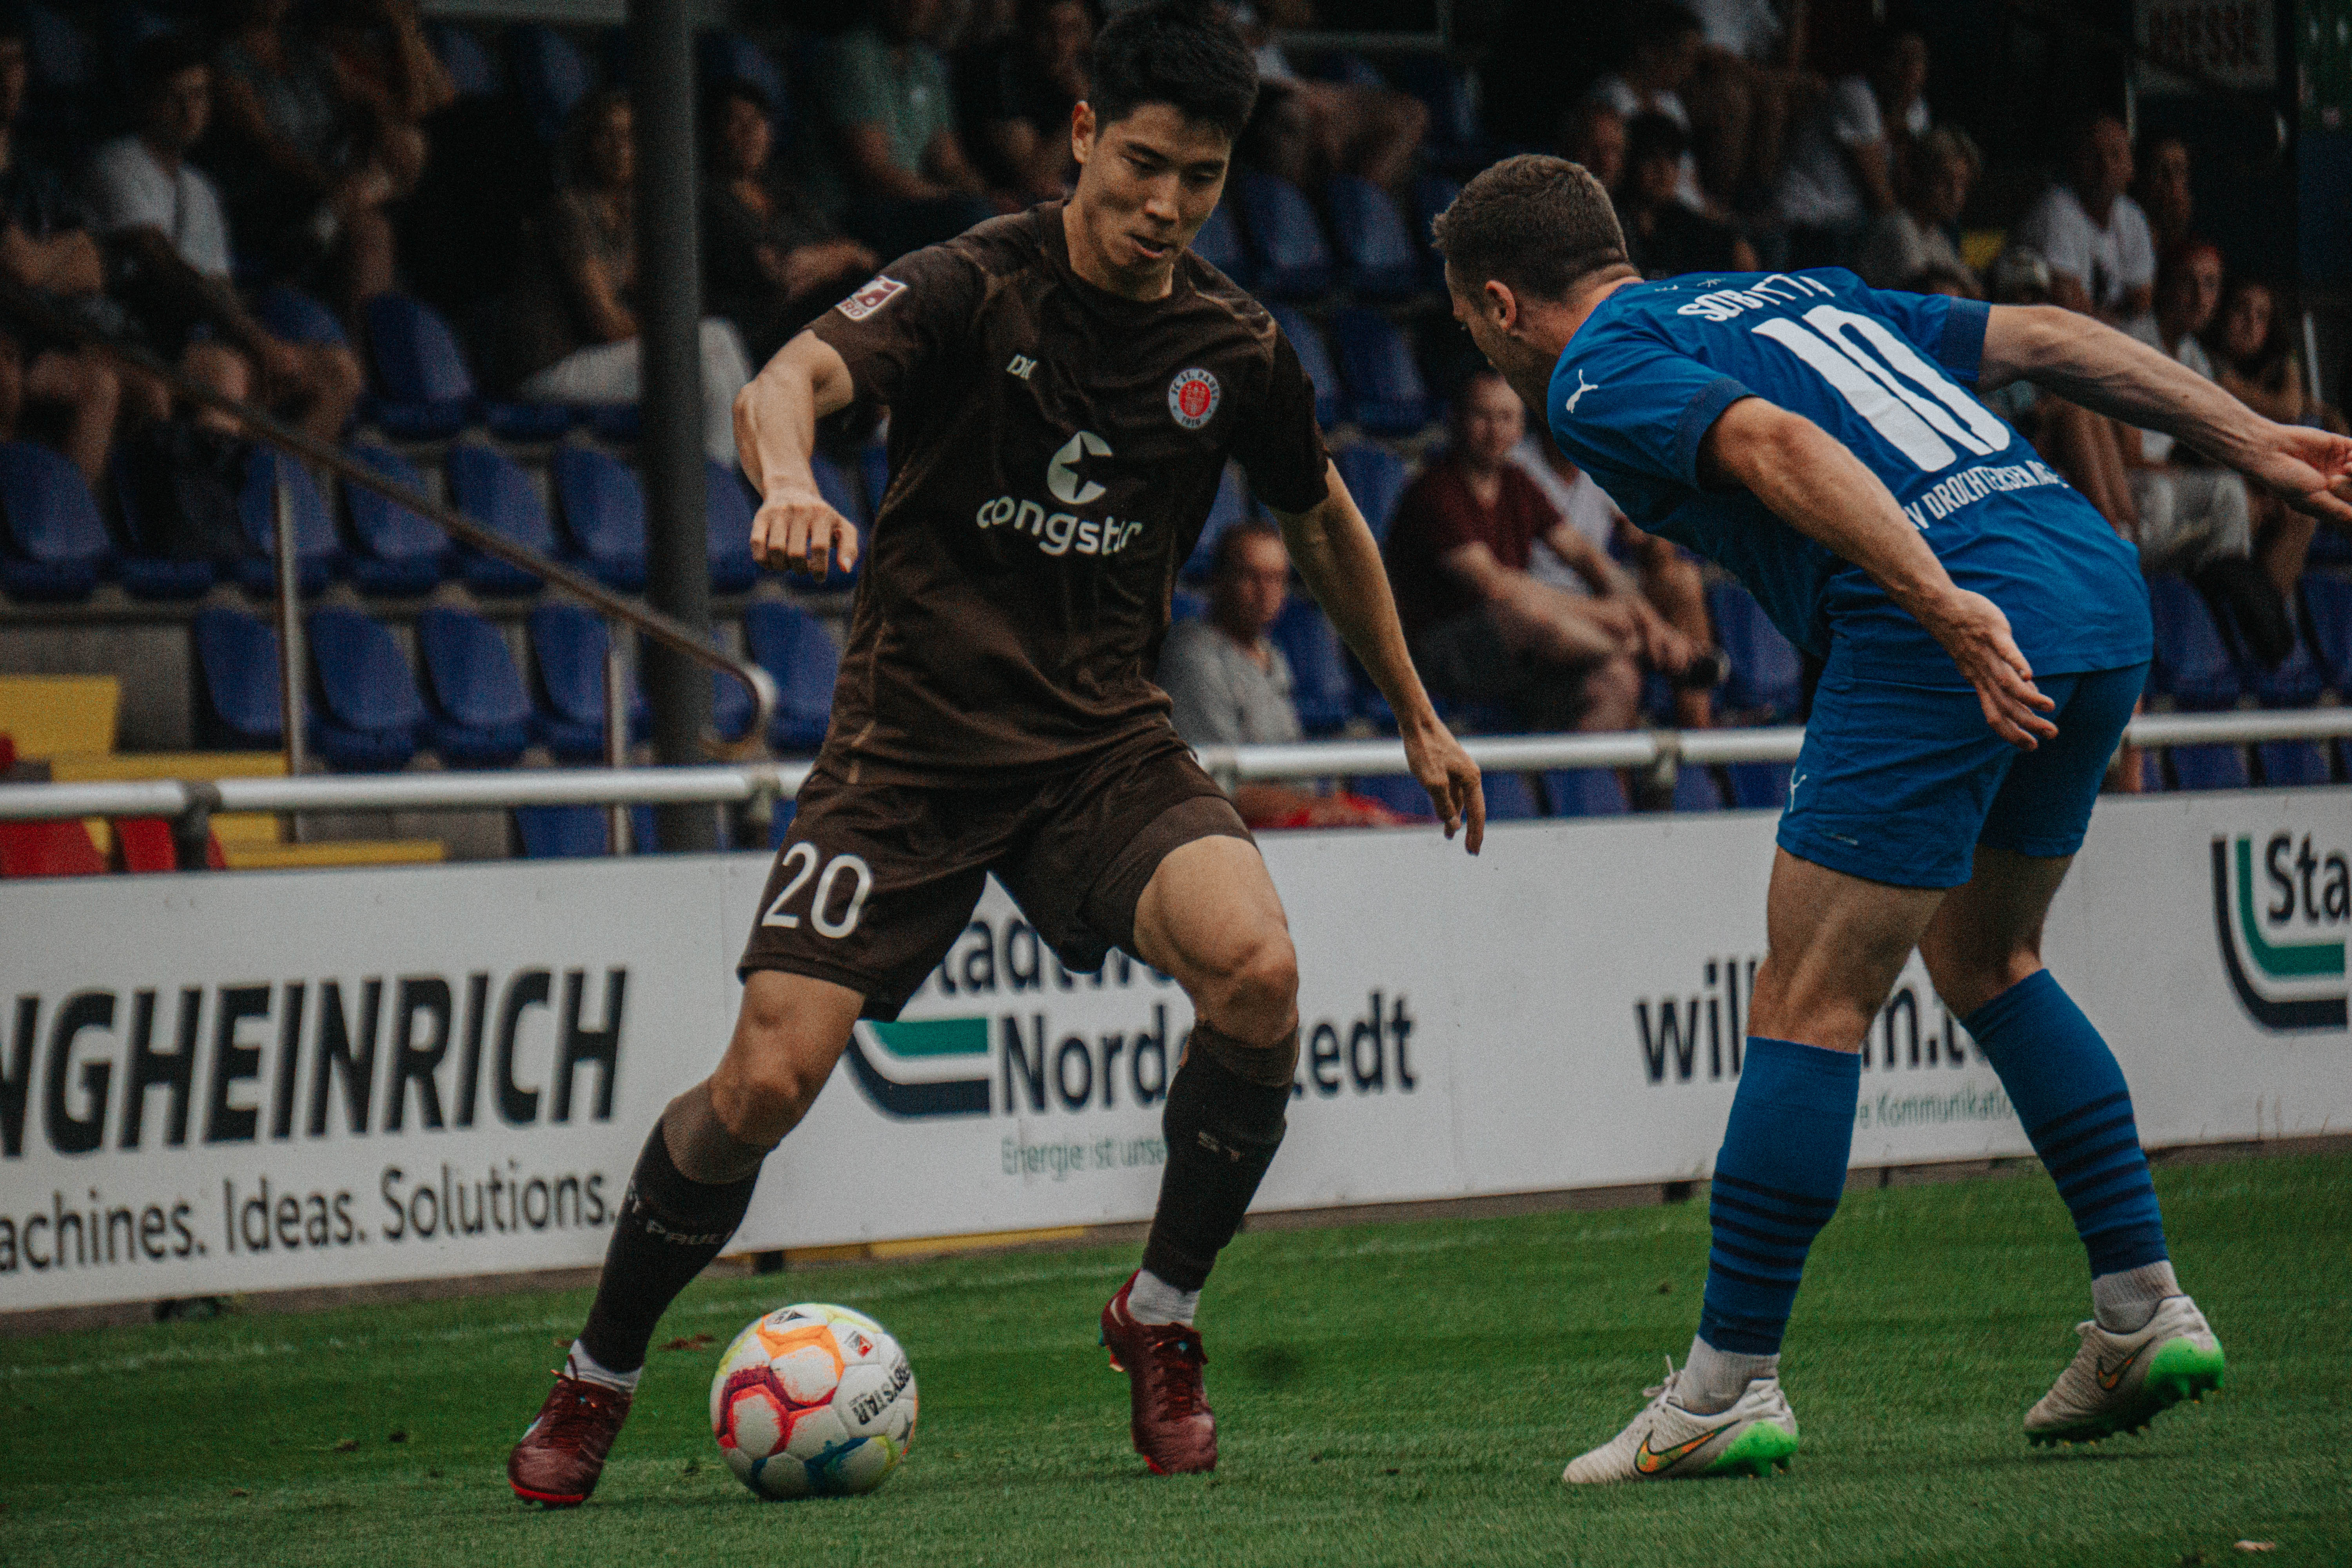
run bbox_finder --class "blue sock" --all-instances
[1697,1037,1860,1356]
[1964,969,2168,1278]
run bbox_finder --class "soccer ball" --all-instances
[710,1302,918,1499]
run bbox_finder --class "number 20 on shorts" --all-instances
[761,845,876,938]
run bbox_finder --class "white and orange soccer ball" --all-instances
[710,1302,918,1499]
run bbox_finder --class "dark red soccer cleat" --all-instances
[507,1360,634,1506]
[1100,1272,1217,1474]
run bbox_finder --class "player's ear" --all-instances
[1482,278,1519,332]
[1071,100,1096,167]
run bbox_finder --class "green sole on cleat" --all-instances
[1704,1421,1798,1478]
[2027,1338,2227,1447]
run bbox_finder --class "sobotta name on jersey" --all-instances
[970,432,1149,559]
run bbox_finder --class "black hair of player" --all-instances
[1087,0,1258,144]
[1432,153,1631,304]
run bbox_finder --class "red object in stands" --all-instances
[0,820,107,877]
[111,818,227,872]
[0,733,15,772]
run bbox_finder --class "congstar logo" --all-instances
[2211,834,2348,1032]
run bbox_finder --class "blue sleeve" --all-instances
[1548,325,1752,491]
[1847,281,1991,387]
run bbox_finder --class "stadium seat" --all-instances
[2146,575,2239,710]
[111,817,225,873]
[2308,523,2352,566]
[1483,770,1540,821]
[857,442,890,517]
[528,603,633,760]
[712,658,758,745]
[234,448,340,595]
[799,453,864,590]
[743,600,839,752]
[1725,759,1793,810]
[363,293,479,438]
[1189,199,1250,284]
[1234,171,1332,299]
[1329,308,1432,436]
[253,285,347,348]
[2301,575,2352,693]
[0,819,106,877]
[2166,743,2249,791]
[1265,305,1340,428]
[2257,740,2331,787]
[444,443,554,595]
[1326,176,1421,300]
[1672,764,1724,811]
[706,459,760,593]
[1269,599,1352,735]
[551,445,649,589]
[193,606,286,749]
[2243,603,2326,709]
[1170,587,1207,622]
[342,443,448,594]
[1541,768,1630,817]
[307,606,421,771]
[0,440,107,601]
[1332,443,1407,544]
[1412,175,1461,290]
[1347,774,1433,819]
[511,24,594,142]
[106,448,214,600]
[416,606,532,766]
[425,20,498,98]
[1704,582,1804,719]
[1182,465,1253,580]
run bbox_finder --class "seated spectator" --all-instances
[2114,240,2250,574]
[1771,24,1927,268]
[1620,113,1755,279]
[1236,73,1317,187]
[1160,521,1404,829]
[1586,3,1711,213]
[2135,133,2194,258]
[2013,114,2154,332]
[2214,275,2347,434]
[1982,248,2140,537]
[84,34,362,446]
[118,339,256,567]
[959,0,1093,203]
[1386,369,1695,736]
[1856,125,1980,294]
[1231,1,1425,192]
[1556,99,1626,198]
[1679,0,1816,206]
[497,90,754,463]
[826,0,998,258]
[702,83,876,365]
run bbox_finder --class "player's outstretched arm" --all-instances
[1702,397,2059,750]
[734,330,864,578]
[1982,304,2352,527]
[1269,463,1486,853]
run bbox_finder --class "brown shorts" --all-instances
[740,731,1252,1020]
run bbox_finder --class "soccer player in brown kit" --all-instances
[506,0,1484,1503]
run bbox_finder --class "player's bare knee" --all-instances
[1198,929,1299,1042]
[1925,947,2044,1020]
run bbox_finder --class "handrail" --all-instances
[0,277,779,759]
[4,710,2350,827]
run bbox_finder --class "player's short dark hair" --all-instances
[1087,0,1258,143]
[1209,517,1284,579]
[1432,153,1630,304]
[1624,112,1688,167]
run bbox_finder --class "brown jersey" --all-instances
[807,202,1331,785]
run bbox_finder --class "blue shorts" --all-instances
[1776,657,2149,889]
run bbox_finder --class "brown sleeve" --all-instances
[1231,324,1332,515]
[807,241,984,409]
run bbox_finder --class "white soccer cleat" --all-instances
[1561,1360,1798,1484]
[2024,1294,2225,1447]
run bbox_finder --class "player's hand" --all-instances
[1403,714,1484,854]
[2238,423,2352,526]
[751,485,861,579]
[1927,588,2058,750]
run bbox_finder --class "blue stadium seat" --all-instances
[425,21,498,98]
[528,603,632,760]
[342,443,447,594]
[706,459,759,593]
[1541,768,1629,817]
[857,442,890,517]
[2301,575,2352,693]
[2308,523,2352,566]
[1326,176,1420,300]
[1189,200,1250,284]
[1348,774,1433,819]
[1673,764,1725,811]
[1234,171,1332,299]
[0,440,108,601]
[795,452,863,590]
[1332,443,1407,544]
[363,292,479,438]
[1706,581,1804,719]
[1329,308,1431,436]
[767,798,800,847]
[444,444,553,595]
[106,447,214,600]
[2243,606,2326,709]
[1725,760,1793,810]
[511,24,594,142]
[551,445,648,589]
[307,606,421,771]
[744,600,840,752]
[1182,464,1252,580]
[253,285,347,347]
[1269,599,1352,735]
[193,605,285,748]
[234,448,339,595]
[2166,743,2249,791]
[1265,305,1339,428]
[514,804,656,858]
[416,606,532,766]
[1483,770,1540,821]
[2146,575,2239,710]
[1170,587,1207,622]
[2258,740,2330,787]
[1412,176,1460,290]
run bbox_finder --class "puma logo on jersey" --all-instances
[1564,369,1599,413]
[1007,354,1037,381]
[1047,430,1111,506]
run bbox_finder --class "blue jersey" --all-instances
[1547,269,2150,681]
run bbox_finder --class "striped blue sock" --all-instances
[1964,969,2168,1278]
[1696,1036,1860,1356]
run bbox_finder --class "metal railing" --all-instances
[0,278,778,858]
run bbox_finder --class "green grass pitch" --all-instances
[4,1151,2346,1568]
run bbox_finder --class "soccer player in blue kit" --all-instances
[1433,156,2352,1482]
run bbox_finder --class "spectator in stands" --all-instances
[206,0,425,319]
[1386,369,1695,735]
[1619,113,1755,279]
[1161,521,1405,829]
[1771,24,1929,268]
[85,34,362,446]
[1236,74,1316,188]
[1586,3,1711,212]
[2135,133,2194,258]
[826,0,998,258]
[119,339,257,566]
[1982,247,2141,537]
[1229,1,1426,192]
[2113,239,2251,575]
[2214,276,2347,434]
[1856,125,1980,294]
[1679,0,1815,206]
[1557,99,1626,198]
[701,82,876,365]
[498,90,754,463]
[0,15,129,483]
[959,0,1093,202]
[2013,114,2154,332]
